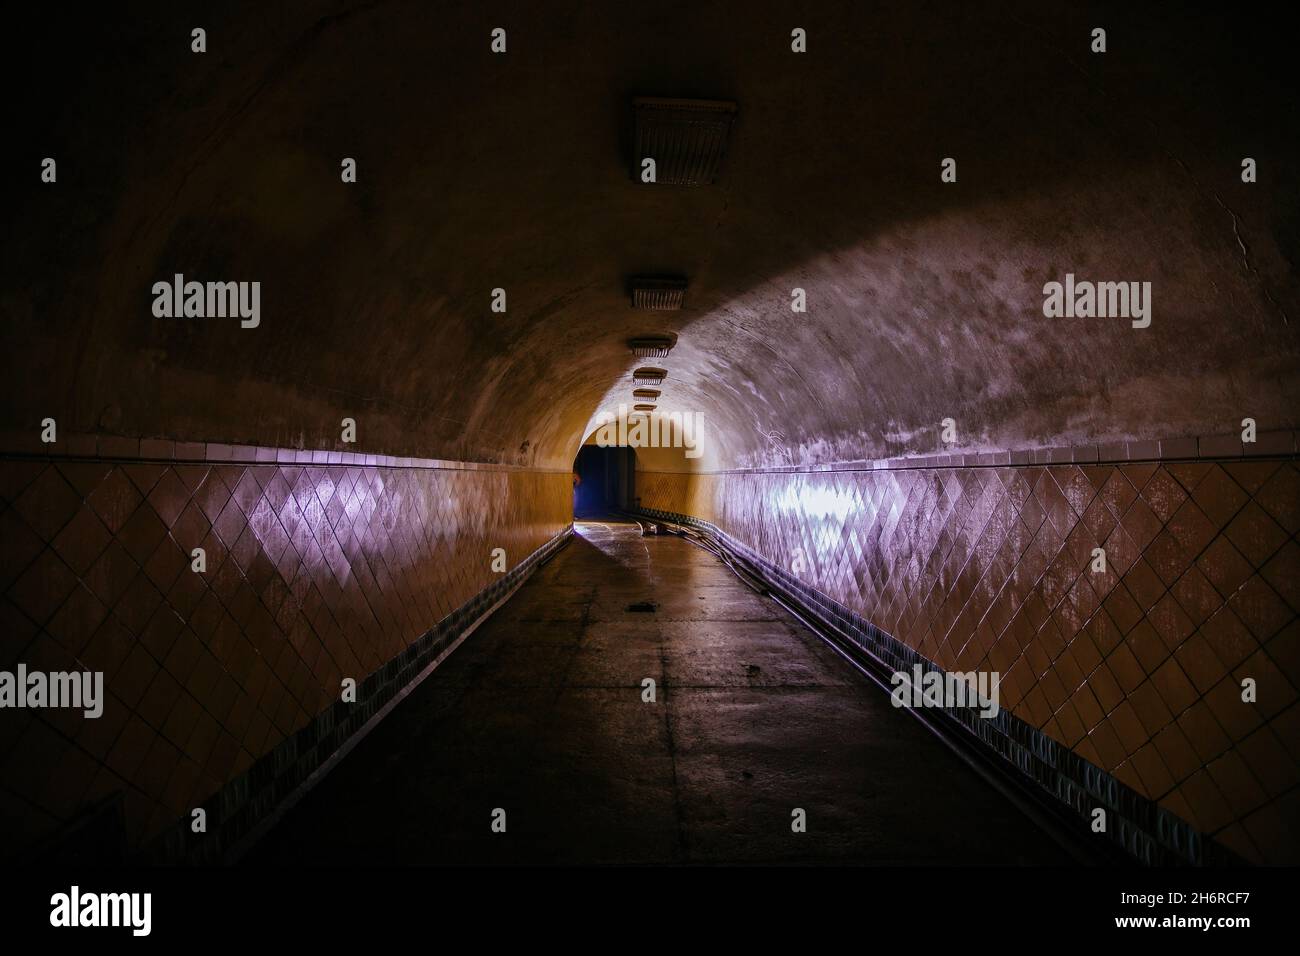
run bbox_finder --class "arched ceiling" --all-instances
[5,1,1297,471]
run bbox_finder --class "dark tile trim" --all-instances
[137,526,574,864]
[634,507,1240,867]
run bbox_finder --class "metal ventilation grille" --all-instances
[628,335,675,358]
[632,388,661,400]
[633,97,738,185]
[633,367,667,385]
[633,403,657,412]
[630,277,687,311]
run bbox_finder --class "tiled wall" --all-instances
[637,457,1299,864]
[0,452,572,859]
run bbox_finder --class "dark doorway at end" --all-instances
[573,445,636,519]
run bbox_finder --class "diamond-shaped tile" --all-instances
[51,507,112,576]
[1225,503,1288,566]
[14,466,82,540]
[86,468,143,535]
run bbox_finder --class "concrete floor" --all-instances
[249,521,1073,865]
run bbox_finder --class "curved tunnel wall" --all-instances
[5,2,1297,470]
[1,2,1297,862]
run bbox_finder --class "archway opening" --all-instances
[572,444,637,518]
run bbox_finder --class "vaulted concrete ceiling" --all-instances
[5,1,1297,471]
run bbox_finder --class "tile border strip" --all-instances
[4,428,1293,476]
[124,524,575,865]
[0,434,572,475]
[659,429,1298,477]
[633,506,1242,867]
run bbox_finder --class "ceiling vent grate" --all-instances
[632,388,661,400]
[628,335,675,358]
[633,367,667,385]
[633,403,657,412]
[630,276,687,311]
[633,97,738,185]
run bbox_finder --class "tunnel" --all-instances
[1,0,1298,911]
